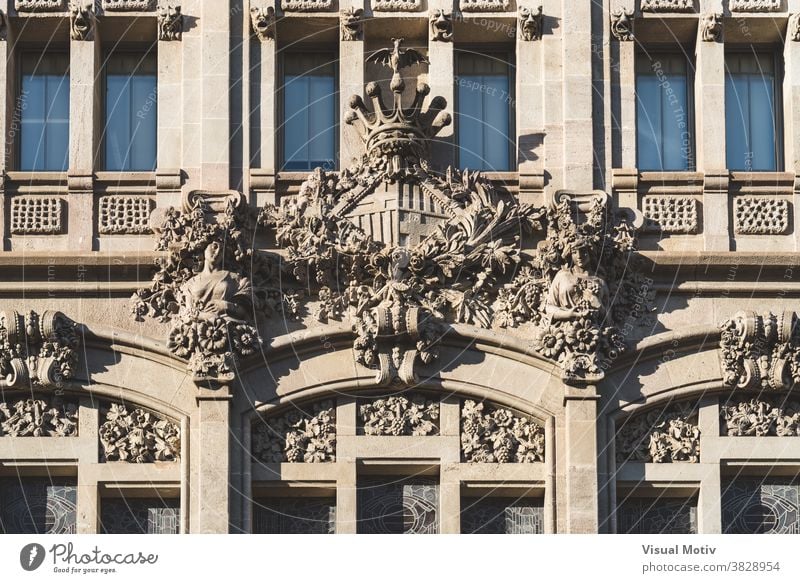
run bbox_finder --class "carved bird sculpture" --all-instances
[367,38,429,91]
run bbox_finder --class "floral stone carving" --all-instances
[729,0,780,11]
[719,311,800,391]
[102,0,156,10]
[359,394,439,436]
[264,41,540,386]
[132,192,290,387]
[640,0,694,11]
[0,310,79,389]
[15,0,67,11]
[721,397,800,437]
[100,403,180,462]
[461,400,545,463]
[0,396,78,437]
[252,401,336,463]
[616,402,700,463]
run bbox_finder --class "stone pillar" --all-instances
[696,16,730,251]
[339,3,364,170]
[193,386,232,533]
[784,32,800,250]
[516,16,545,205]
[563,384,599,533]
[251,18,278,207]
[336,463,358,534]
[699,469,722,534]
[561,0,594,190]
[543,3,564,193]
[76,400,99,534]
[68,26,100,251]
[612,19,637,176]
[0,21,13,176]
[157,36,183,208]
[440,396,460,534]
[201,0,230,190]
[428,1,455,172]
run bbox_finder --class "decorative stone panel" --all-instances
[99,195,154,235]
[616,402,700,463]
[640,0,694,11]
[101,0,156,10]
[459,0,509,12]
[99,403,180,463]
[461,400,545,463]
[371,0,420,11]
[15,0,67,11]
[252,401,336,463]
[359,394,439,436]
[729,0,781,11]
[281,0,333,11]
[642,196,699,234]
[721,397,800,437]
[0,396,78,437]
[11,196,63,235]
[734,197,789,235]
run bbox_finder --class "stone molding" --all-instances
[101,0,156,10]
[281,0,333,11]
[729,0,780,11]
[640,0,694,11]
[371,0,420,11]
[15,0,67,11]
[459,0,510,12]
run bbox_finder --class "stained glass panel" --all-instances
[722,479,799,534]
[617,497,697,534]
[100,498,180,534]
[0,478,77,534]
[357,477,438,534]
[253,497,336,534]
[461,498,544,534]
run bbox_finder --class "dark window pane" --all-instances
[461,497,544,534]
[0,478,77,534]
[635,53,693,171]
[357,476,438,534]
[101,498,180,534]
[282,53,336,171]
[457,52,512,171]
[725,52,779,171]
[723,478,799,534]
[253,497,336,534]
[105,51,157,171]
[20,53,70,172]
[617,497,698,534]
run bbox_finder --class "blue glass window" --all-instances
[457,52,513,171]
[725,52,781,171]
[19,53,70,172]
[635,53,693,171]
[104,51,157,171]
[282,53,336,171]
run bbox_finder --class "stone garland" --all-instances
[252,401,336,463]
[721,397,800,437]
[359,394,439,436]
[0,397,78,437]
[616,402,700,463]
[99,403,181,463]
[461,400,545,463]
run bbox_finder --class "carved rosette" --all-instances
[0,310,80,389]
[252,401,336,463]
[719,311,800,391]
[158,3,183,41]
[461,400,545,463]
[721,397,800,437]
[0,396,78,437]
[616,402,700,463]
[99,403,180,462]
[359,394,439,436]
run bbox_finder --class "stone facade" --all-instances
[0,1,799,536]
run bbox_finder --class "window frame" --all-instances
[634,47,696,173]
[16,46,71,173]
[100,43,158,173]
[454,46,516,172]
[723,46,784,173]
[278,47,339,172]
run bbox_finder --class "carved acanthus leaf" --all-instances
[0,396,78,437]
[252,401,336,463]
[616,402,700,463]
[99,403,180,462]
[461,400,545,463]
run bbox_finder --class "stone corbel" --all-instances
[610,7,634,41]
[250,6,276,42]
[519,5,543,41]
[158,3,182,41]
[69,0,95,41]
[340,7,364,41]
[430,9,453,42]
[700,12,722,42]
[789,13,800,42]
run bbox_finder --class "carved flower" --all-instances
[198,318,229,353]
[573,324,599,352]
[231,323,260,357]
[167,322,197,358]
[534,325,565,359]
[408,253,427,273]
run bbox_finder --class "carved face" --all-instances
[204,241,223,270]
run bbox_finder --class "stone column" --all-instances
[784,31,800,250]
[68,24,100,251]
[0,21,13,245]
[157,36,183,209]
[76,400,99,534]
[697,397,721,533]
[192,386,232,533]
[428,1,455,171]
[439,396,460,534]
[516,13,545,205]
[561,0,594,190]
[695,14,730,251]
[612,20,637,180]
[543,2,564,193]
[339,3,364,170]
[335,398,358,534]
[563,384,599,533]
[200,0,230,190]
[250,10,278,207]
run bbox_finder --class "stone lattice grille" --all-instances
[11,197,63,234]
[461,498,544,534]
[734,197,790,235]
[357,477,439,534]
[642,196,699,234]
[98,196,154,235]
[722,479,800,534]
[0,479,77,534]
[253,498,336,534]
[100,499,180,534]
[617,498,698,534]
